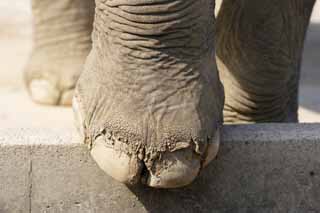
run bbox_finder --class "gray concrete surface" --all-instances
[1,124,320,212]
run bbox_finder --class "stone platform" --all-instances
[1,124,320,212]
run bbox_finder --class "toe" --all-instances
[203,129,220,168]
[91,136,143,185]
[60,89,74,106]
[145,148,201,188]
[72,95,86,143]
[145,129,221,188]
[29,80,60,105]
[29,80,75,106]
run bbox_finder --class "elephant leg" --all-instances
[215,0,316,123]
[24,0,94,105]
[73,0,224,188]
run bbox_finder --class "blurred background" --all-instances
[0,0,319,127]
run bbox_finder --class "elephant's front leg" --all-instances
[73,0,224,188]
[216,0,316,123]
[24,0,94,105]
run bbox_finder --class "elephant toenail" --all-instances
[72,96,86,144]
[60,89,74,106]
[145,148,201,188]
[203,128,220,168]
[29,80,60,105]
[90,136,143,185]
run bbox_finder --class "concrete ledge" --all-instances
[1,124,320,212]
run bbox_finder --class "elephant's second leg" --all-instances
[216,0,315,123]
[24,0,94,105]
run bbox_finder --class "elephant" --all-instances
[23,0,316,188]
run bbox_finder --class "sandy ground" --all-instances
[0,0,319,128]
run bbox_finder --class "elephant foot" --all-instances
[72,0,224,189]
[73,89,221,188]
[24,0,94,106]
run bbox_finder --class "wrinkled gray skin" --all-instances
[216,0,316,123]
[24,0,316,188]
